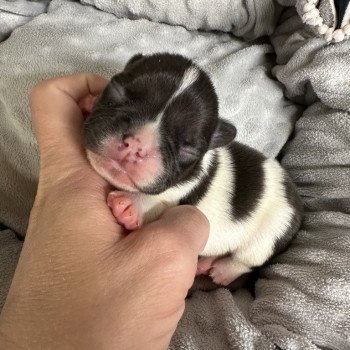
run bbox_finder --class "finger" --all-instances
[53,72,107,102]
[79,95,97,118]
[30,73,107,144]
[30,73,108,166]
[36,72,107,104]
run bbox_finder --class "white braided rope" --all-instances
[298,0,350,42]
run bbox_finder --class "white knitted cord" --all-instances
[299,0,350,42]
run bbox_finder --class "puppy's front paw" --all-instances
[209,259,234,286]
[107,191,140,231]
[209,257,251,286]
[196,256,216,276]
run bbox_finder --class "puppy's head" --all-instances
[83,53,236,194]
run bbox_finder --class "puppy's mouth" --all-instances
[86,139,162,192]
[87,151,137,191]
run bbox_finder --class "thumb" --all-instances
[122,205,209,288]
[155,205,209,255]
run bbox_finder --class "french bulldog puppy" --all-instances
[83,53,303,286]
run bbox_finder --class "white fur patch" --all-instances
[197,147,237,255]
[138,67,200,187]
[200,154,294,269]
[137,150,215,223]
[155,65,199,126]
[172,66,200,100]
[341,3,350,28]
[87,150,137,192]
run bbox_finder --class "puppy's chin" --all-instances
[86,149,163,193]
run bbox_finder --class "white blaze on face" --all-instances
[172,66,200,100]
[154,65,200,127]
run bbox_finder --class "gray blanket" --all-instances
[0,0,49,42]
[0,0,349,349]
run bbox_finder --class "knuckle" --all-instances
[29,83,42,101]
[77,72,97,85]
[82,72,96,80]
[29,80,53,102]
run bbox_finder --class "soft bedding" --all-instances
[0,0,49,41]
[0,0,349,349]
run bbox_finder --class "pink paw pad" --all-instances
[107,191,140,231]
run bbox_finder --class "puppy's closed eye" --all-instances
[179,145,200,163]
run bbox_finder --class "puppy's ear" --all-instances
[209,119,236,149]
[125,53,144,70]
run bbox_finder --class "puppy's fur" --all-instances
[83,53,303,287]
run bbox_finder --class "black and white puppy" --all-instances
[83,53,303,286]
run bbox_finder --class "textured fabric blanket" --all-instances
[0,0,349,349]
[0,0,49,42]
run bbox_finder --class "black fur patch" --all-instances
[335,0,350,29]
[179,152,218,205]
[229,142,265,221]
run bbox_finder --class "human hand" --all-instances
[0,73,209,349]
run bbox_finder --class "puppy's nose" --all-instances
[118,135,146,159]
